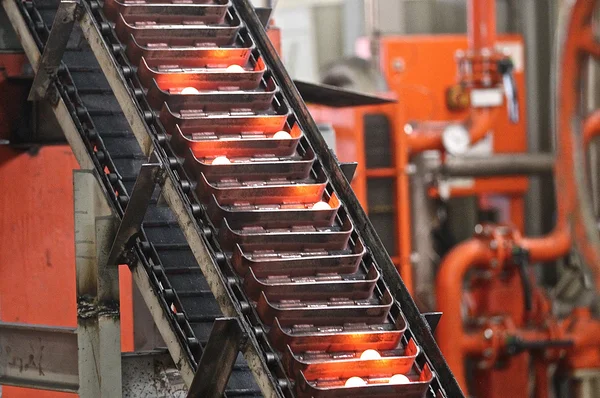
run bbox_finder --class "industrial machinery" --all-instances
[0,0,462,397]
[312,0,529,312]
[3,0,600,397]
[311,0,600,397]
[435,1,600,396]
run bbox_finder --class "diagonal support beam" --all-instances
[28,0,79,102]
[106,163,164,267]
[187,318,248,398]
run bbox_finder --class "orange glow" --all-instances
[359,349,381,360]
[211,156,231,165]
[344,376,367,387]
[312,201,331,210]
[273,130,292,139]
[181,87,199,95]
[226,64,245,72]
[389,374,410,385]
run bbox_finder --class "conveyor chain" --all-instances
[3,0,462,396]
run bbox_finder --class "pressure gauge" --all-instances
[442,124,470,155]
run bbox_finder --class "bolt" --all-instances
[410,252,420,265]
[405,164,417,175]
[484,328,494,340]
[476,361,489,370]
[392,57,405,72]
[404,123,414,135]
[474,224,483,235]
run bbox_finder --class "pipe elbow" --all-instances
[436,239,494,292]
[584,109,600,147]
[519,228,571,262]
[468,108,499,143]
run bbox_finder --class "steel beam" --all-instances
[28,0,78,102]
[409,153,437,312]
[74,170,122,398]
[187,318,247,398]
[0,322,185,395]
[0,322,79,393]
[106,163,163,267]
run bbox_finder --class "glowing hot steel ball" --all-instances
[273,130,292,139]
[344,377,367,387]
[359,349,381,360]
[211,156,231,165]
[180,87,199,95]
[388,374,410,385]
[226,64,245,72]
[312,201,331,210]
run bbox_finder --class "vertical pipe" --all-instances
[436,239,494,391]
[468,0,496,51]
[521,0,554,239]
[410,153,436,311]
[364,0,380,67]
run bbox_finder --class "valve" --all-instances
[497,57,519,123]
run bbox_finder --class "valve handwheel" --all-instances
[556,0,600,283]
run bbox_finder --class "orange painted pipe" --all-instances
[519,228,571,263]
[462,333,488,356]
[407,108,499,153]
[583,109,600,147]
[468,0,496,51]
[436,239,495,391]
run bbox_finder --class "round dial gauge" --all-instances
[442,124,471,155]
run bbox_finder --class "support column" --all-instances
[74,170,122,398]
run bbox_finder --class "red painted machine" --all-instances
[312,0,600,396]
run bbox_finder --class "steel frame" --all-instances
[1,0,281,395]
[27,0,78,102]
[77,2,282,394]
